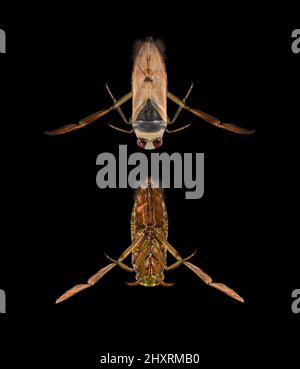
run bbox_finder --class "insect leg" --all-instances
[165,250,197,270]
[105,82,131,125]
[126,280,140,286]
[156,231,244,303]
[184,261,244,303]
[114,232,145,263]
[105,253,134,272]
[155,230,184,261]
[167,91,255,135]
[108,124,133,134]
[159,281,175,287]
[166,124,191,134]
[55,233,144,304]
[169,81,194,124]
[45,91,132,136]
[55,262,116,304]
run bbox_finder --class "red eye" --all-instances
[153,138,163,148]
[137,139,147,149]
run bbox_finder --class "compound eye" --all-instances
[137,138,147,149]
[153,138,163,149]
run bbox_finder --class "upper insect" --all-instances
[45,37,255,148]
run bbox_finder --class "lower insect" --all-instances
[56,178,244,304]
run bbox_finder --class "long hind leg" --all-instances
[45,92,132,136]
[165,251,197,270]
[55,233,144,303]
[156,230,244,303]
[167,91,255,135]
[184,261,244,303]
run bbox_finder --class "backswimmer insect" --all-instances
[45,37,255,150]
[56,178,244,304]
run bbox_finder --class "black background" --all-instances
[1,2,298,368]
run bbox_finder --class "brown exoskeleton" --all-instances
[45,37,254,149]
[56,179,244,304]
